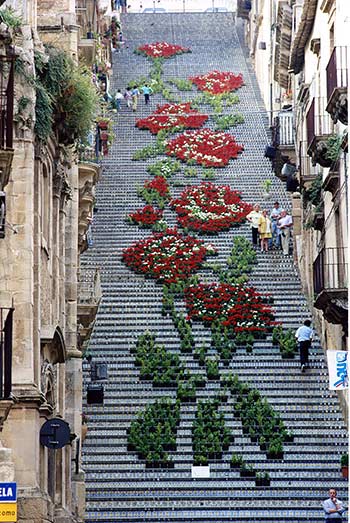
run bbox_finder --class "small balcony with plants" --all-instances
[268,111,296,180]
[313,246,348,333]
[326,46,348,125]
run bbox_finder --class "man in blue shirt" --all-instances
[141,84,153,105]
[323,488,346,522]
[295,319,313,372]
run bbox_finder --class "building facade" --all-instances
[0,0,109,521]
[238,0,348,417]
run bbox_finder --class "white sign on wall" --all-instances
[327,350,348,390]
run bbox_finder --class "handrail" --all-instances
[313,246,348,296]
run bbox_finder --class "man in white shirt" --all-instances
[269,201,283,248]
[277,209,293,255]
[323,488,346,522]
[295,319,313,372]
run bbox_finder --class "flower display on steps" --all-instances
[136,42,191,58]
[165,128,244,167]
[189,70,244,94]
[170,182,252,233]
[122,228,217,284]
[138,176,170,208]
[127,205,163,227]
[135,103,208,134]
[184,282,275,332]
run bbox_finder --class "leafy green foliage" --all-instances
[128,399,180,465]
[34,83,53,142]
[168,78,193,91]
[303,174,322,206]
[214,113,244,130]
[147,158,182,178]
[0,7,22,28]
[192,399,231,464]
[272,326,298,359]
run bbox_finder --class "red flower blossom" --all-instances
[144,176,169,197]
[136,103,208,134]
[136,42,191,58]
[165,129,244,167]
[170,182,252,233]
[185,282,275,332]
[128,205,163,226]
[189,70,244,95]
[122,229,216,284]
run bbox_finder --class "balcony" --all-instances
[270,111,295,180]
[78,148,101,254]
[0,52,15,189]
[322,161,339,197]
[77,268,102,354]
[306,97,333,167]
[0,307,14,428]
[326,46,348,125]
[313,247,348,334]
[298,141,320,186]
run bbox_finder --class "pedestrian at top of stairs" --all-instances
[295,319,313,373]
[246,204,262,248]
[323,488,346,522]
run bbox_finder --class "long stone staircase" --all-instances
[82,12,348,523]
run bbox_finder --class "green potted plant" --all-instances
[262,179,272,199]
[341,453,348,479]
[255,471,270,487]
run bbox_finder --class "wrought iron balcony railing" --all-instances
[326,46,348,101]
[0,307,13,400]
[78,268,102,305]
[306,97,332,149]
[272,112,294,148]
[313,247,348,296]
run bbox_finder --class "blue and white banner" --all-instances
[327,350,348,390]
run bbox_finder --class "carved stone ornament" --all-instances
[40,360,56,408]
[53,162,73,202]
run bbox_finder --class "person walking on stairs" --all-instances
[246,204,262,248]
[115,89,124,112]
[295,319,313,372]
[323,488,346,522]
[141,83,153,105]
[124,87,132,109]
[131,85,140,112]
[269,201,282,248]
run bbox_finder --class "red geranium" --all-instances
[136,42,191,58]
[185,282,275,332]
[165,129,244,167]
[190,70,244,95]
[170,182,252,233]
[136,103,208,134]
[144,176,169,197]
[122,229,217,284]
[128,205,163,227]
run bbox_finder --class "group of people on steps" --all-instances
[246,201,293,254]
[105,84,153,112]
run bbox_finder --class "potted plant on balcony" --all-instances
[341,453,348,479]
